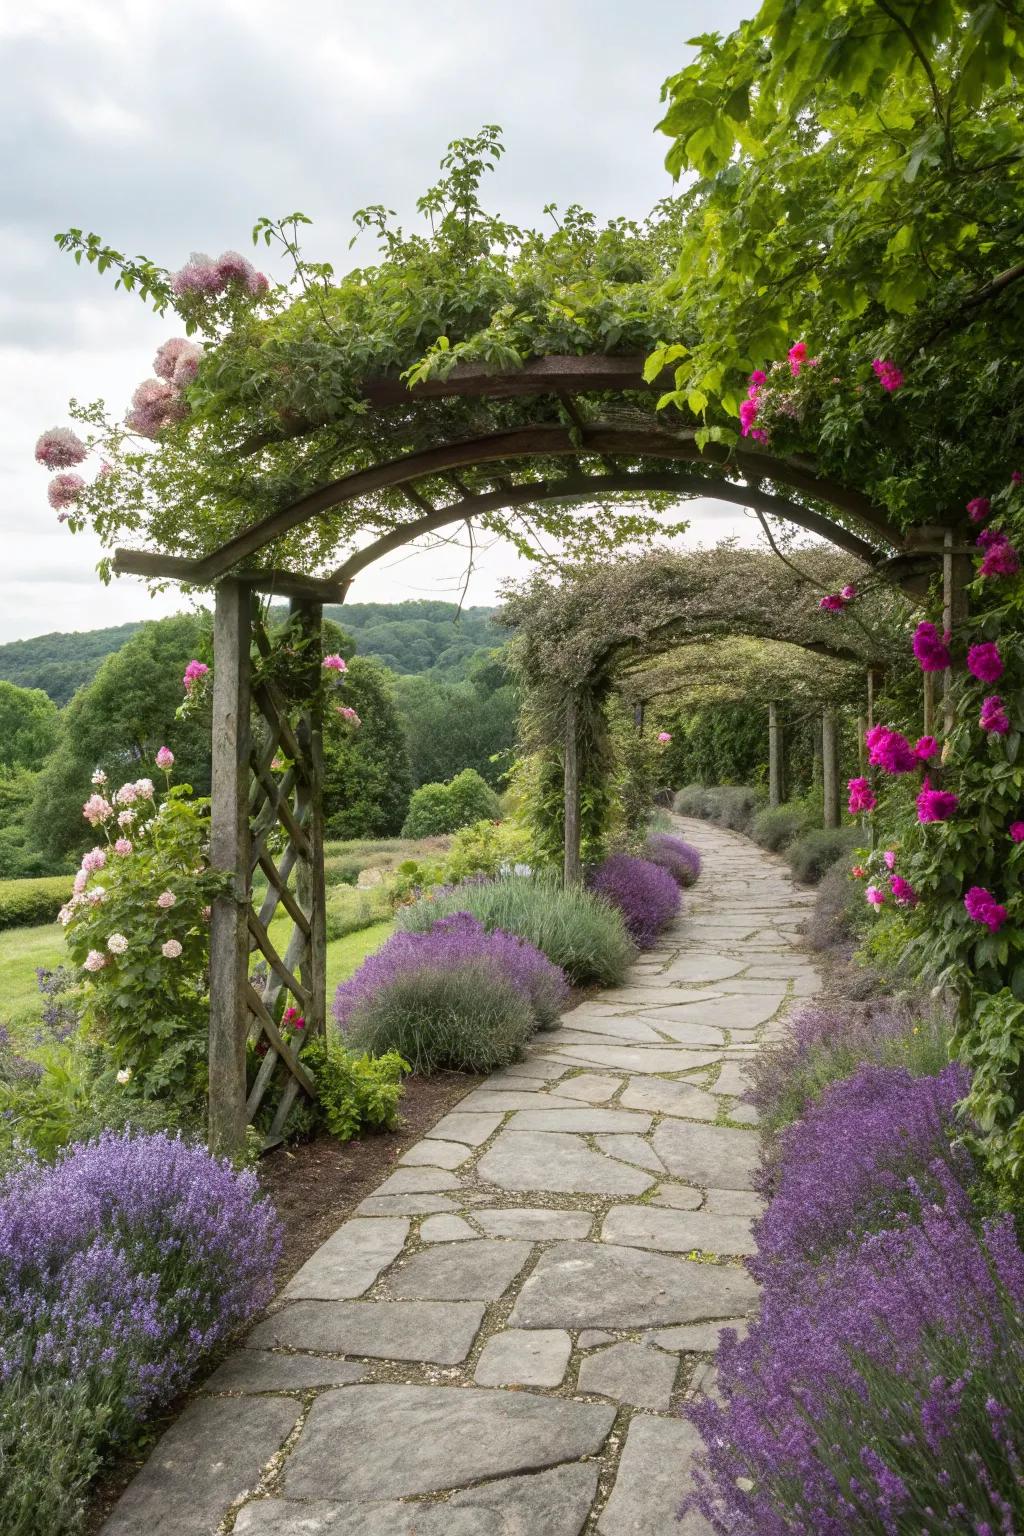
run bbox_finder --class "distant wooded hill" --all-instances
[0,602,503,704]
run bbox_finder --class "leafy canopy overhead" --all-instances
[655,0,1024,524]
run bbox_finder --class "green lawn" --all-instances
[0,917,394,1047]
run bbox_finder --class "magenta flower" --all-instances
[739,397,759,437]
[657,731,672,744]
[818,594,846,612]
[1012,471,1023,486]
[840,583,857,600]
[890,876,918,906]
[911,621,951,673]
[47,472,85,511]
[155,746,175,770]
[967,642,1004,683]
[980,695,1010,735]
[1010,822,1024,843]
[979,538,1020,578]
[966,497,991,523]
[183,659,209,691]
[917,779,959,823]
[871,357,904,392]
[915,736,939,761]
[322,654,348,673]
[35,426,87,469]
[883,850,896,870]
[964,886,1008,932]
[337,706,361,726]
[749,369,767,386]
[865,885,885,906]
[847,777,876,815]
[787,340,808,376]
[868,727,917,775]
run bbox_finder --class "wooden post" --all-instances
[292,599,327,1039]
[943,527,970,737]
[768,701,784,808]
[822,707,841,828]
[634,701,645,736]
[564,692,582,887]
[208,581,252,1156]
[866,668,877,730]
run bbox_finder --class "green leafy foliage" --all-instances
[0,875,72,930]
[392,669,517,789]
[0,682,59,770]
[300,1036,408,1140]
[323,656,413,839]
[0,1374,111,1536]
[751,803,814,854]
[788,827,859,886]
[345,962,533,1074]
[442,819,531,884]
[401,768,500,837]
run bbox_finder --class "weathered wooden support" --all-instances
[822,708,841,828]
[564,693,583,887]
[291,599,327,1044]
[768,702,784,808]
[943,527,971,737]
[208,581,253,1156]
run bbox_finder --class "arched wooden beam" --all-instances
[195,421,902,583]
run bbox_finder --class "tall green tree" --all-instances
[27,614,211,865]
[392,661,517,789]
[0,681,60,770]
[322,657,413,840]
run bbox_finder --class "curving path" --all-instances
[102,816,820,1536]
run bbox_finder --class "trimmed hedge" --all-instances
[0,875,73,931]
[751,803,812,853]
[787,827,859,885]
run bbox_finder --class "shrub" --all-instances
[344,962,534,1073]
[786,825,858,884]
[685,1192,1024,1535]
[805,859,864,953]
[589,854,681,947]
[753,1062,976,1276]
[0,1131,281,1533]
[750,803,810,852]
[401,769,500,837]
[324,883,391,940]
[398,874,635,987]
[0,875,73,930]
[674,784,765,833]
[745,1000,954,1137]
[301,1037,408,1140]
[334,912,568,1032]
[673,783,711,817]
[644,832,701,887]
[443,818,531,883]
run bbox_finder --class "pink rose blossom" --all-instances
[865,885,885,907]
[83,950,107,972]
[739,397,759,437]
[883,850,896,870]
[81,847,106,874]
[337,706,362,726]
[155,746,175,769]
[157,890,177,909]
[868,727,917,775]
[322,654,348,673]
[657,731,672,744]
[183,659,209,691]
[871,358,904,393]
[161,938,183,959]
[911,622,951,673]
[1010,822,1024,843]
[891,876,918,907]
[967,642,1004,683]
[818,594,846,613]
[83,793,113,826]
[915,736,939,762]
[847,777,876,815]
[35,426,87,469]
[917,779,959,823]
[979,536,1020,578]
[48,473,85,511]
[787,340,808,376]
[980,695,1011,735]
[964,886,1008,932]
[749,369,767,386]
[966,497,991,523]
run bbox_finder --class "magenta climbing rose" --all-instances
[871,356,904,392]
[914,735,939,761]
[818,593,846,612]
[866,725,916,775]
[847,778,876,815]
[890,876,918,907]
[964,887,1008,932]
[322,654,348,673]
[967,496,991,522]
[917,780,959,823]
[865,885,885,906]
[912,621,951,672]
[980,696,1010,736]
[967,642,1004,683]
[183,659,209,691]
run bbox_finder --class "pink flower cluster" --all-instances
[847,777,876,815]
[170,250,269,300]
[966,496,990,523]
[917,778,959,824]
[154,337,204,388]
[865,724,918,775]
[657,731,672,744]
[183,659,209,691]
[35,426,87,469]
[980,695,1010,736]
[322,654,348,673]
[787,341,819,377]
[47,473,85,515]
[337,705,362,727]
[156,746,175,770]
[739,370,767,443]
[819,583,857,613]
[126,377,188,440]
[964,886,1008,932]
[911,621,951,673]
[871,357,904,393]
[977,527,1020,580]
[967,641,1003,683]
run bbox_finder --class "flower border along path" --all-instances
[100,816,819,1536]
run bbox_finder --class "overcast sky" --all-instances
[0,0,759,645]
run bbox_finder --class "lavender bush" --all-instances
[589,853,681,946]
[746,1000,953,1136]
[643,832,702,887]
[752,1063,975,1277]
[344,962,535,1073]
[686,1184,1024,1534]
[333,912,568,1032]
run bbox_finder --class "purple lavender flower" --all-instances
[588,854,681,946]
[333,912,568,1031]
[644,833,702,888]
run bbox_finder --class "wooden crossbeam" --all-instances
[256,849,310,937]
[244,984,317,1103]
[247,910,313,1008]
[113,547,348,603]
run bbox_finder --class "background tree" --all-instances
[26,614,211,866]
[0,681,59,770]
[392,655,518,788]
[322,656,413,840]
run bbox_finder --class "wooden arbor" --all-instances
[110,355,951,1153]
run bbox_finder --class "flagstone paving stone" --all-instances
[102,814,818,1536]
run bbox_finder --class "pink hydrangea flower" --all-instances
[107,933,129,955]
[83,950,107,972]
[967,642,1004,683]
[35,426,87,469]
[161,938,183,959]
[81,847,106,874]
[865,885,885,906]
[911,621,951,673]
[868,727,917,775]
[114,837,133,856]
[83,793,113,826]
[787,341,808,376]
[322,654,348,673]
[847,777,876,815]
[125,378,186,439]
[1010,822,1024,843]
[964,886,1008,932]
[337,706,362,727]
[915,736,939,761]
[155,746,175,769]
[183,659,209,691]
[818,594,846,612]
[966,497,991,523]
[171,252,223,297]
[980,695,1010,735]
[840,584,857,600]
[157,890,176,909]
[883,850,896,870]
[917,779,959,823]
[48,473,85,511]
[135,778,155,798]
[871,358,904,393]
[657,731,672,744]
[891,876,918,907]
[153,337,203,384]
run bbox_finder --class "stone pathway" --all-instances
[102,816,819,1536]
